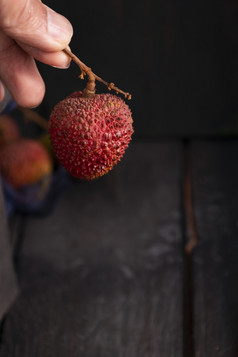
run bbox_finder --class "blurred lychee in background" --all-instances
[0,110,70,217]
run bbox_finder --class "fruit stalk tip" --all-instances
[63,48,131,100]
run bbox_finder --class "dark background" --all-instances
[37,0,238,139]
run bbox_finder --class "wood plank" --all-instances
[191,140,238,356]
[38,0,238,137]
[0,142,184,356]
[0,178,19,322]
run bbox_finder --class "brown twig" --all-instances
[63,48,131,100]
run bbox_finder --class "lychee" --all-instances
[49,92,133,180]
[0,139,53,189]
[0,114,20,147]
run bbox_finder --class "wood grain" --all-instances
[0,142,185,357]
[191,140,238,356]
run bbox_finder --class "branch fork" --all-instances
[63,48,131,100]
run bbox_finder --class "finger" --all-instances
[0,0,73,52]
[0,32,45,108]
[18,42,71,69]
[0,81,5,103]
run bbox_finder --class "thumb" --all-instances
[0,0,73,52]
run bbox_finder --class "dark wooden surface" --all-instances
[2,140,238,356]
[0,142,185,356]
[191,140,238,356]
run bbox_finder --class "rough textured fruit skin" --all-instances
[0,115,20,147]
[49,92,133,179]
[0,139,52,189]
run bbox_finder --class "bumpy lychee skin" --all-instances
[49,92,133,179]
[0,114,20,147]
[0,139,53,189]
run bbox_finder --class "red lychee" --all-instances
[0,139,53,189]
[0,114,20,147]
[49,92,133,180]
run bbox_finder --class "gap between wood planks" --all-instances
[183,140,198,255]
[183,139,199,357]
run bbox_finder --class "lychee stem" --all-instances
[82,71,96,98]
[63,48,131,100]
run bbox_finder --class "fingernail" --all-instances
[53,50,71,69]
[46,6,73,43]
[53,60,71,69]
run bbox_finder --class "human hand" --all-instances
[0,0,73,108]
